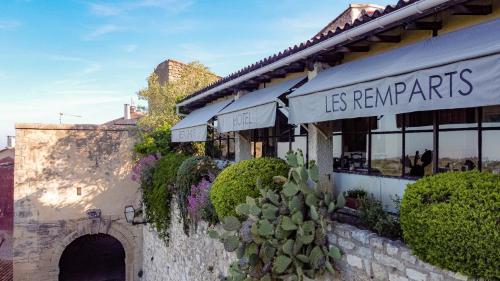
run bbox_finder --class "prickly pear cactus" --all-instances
[208,150,345,281]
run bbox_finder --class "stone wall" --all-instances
[142,210,472,281]
[330,223,470,281]
[154,59,186,85]
[142,202,234,281]
[13,124,143,281]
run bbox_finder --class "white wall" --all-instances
[332,172,415,212]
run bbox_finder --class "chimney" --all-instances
[7,136,15,148]
[124,104,131,120]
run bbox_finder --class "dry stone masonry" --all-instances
[143,210,473,281]
[142,202,234,281]
[329,223,471,281]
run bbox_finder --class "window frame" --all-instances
[332,106,500,179]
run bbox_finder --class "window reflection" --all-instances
[482,105,500,127]
[439,108,477,129]
[372,115,400,132]
[405,132,433,177]
[438,131,478,172]
[371,134,402,176]
[482,131,500,174]
[404,111,433,130]
[333,118,369,172]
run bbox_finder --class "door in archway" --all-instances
[59,233,125,281]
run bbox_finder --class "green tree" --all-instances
[137,61,219,130]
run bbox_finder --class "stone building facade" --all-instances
[13,122,143,281]
[154,59,186,85]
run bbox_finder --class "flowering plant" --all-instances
[131,154,158,182]
[187,173,218,226]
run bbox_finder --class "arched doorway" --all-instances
[59,233,125,281]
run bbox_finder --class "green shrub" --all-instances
[210,157,289,219]
[143,153,188,243]
[359,195,401,239]
[345,189,367,199]
[208,151,346,280]
[134,124,201,157]
[176,156,220,234]
[400,171,500,279]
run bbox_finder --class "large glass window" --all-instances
[331,106,500,178]
[438,108,478,172]
[405,132,433,177]
[438,131,478,172]
[482,131,500,173]
[403,111,434,177]
[206,129,235,161]
[482,105,500,173]
[333,118,370,172]
[371,115,402,176]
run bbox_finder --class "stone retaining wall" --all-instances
[142,203,234,281]
[142,206,471,281]
[330,223,470,281]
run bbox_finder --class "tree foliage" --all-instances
[137,61,219,130]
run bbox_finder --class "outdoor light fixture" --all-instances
[124,205,147,225]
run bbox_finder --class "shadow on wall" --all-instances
[15,126,141,220]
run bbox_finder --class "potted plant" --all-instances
[344,189,367,209]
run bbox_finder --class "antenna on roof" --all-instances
[59,113,82,124]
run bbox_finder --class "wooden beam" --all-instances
[405,21,442,31]
[270,69,287,78]
[285,62,305,73]
[450,4,492,15]
[255,74,272,83]
[336,45,370,53]
[367,34,401,43]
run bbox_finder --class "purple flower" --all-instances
[131,154,158,182]
[187,178,212,223]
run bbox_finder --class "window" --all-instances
[404,132,433,177]
[332,118,370,172]
[331,105,500,178]
[438,108,478,172]
[482,105,500,173]
[371,115,402,176]
[404,111,433,177]
[206,128,235,161]
[482,131,500,173]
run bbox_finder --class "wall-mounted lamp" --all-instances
[124,205,147,225]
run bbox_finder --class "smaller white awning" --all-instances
[171,99,232,142]
[217,76,305,133]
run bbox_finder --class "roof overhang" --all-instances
[177,0,469,111]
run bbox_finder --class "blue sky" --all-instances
[0,0,391,147]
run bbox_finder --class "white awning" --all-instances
[217,76,305,133]
[288,18,500,124]
[171,99,232,142]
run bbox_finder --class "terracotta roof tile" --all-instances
[180,0,425,105]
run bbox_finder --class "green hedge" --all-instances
[210,157,288,219]
[176,156,219,234]
[143,153,188,243]
[400,171,500,279]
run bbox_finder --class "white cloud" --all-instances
[0,20,22,31]
[82,63,102,74]
[122,44,138,53]
[44,53,102,76]
[83,24,120,40]
[89,0,194,16]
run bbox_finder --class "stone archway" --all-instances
[59,233,125,281]
[47,219,139,281]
